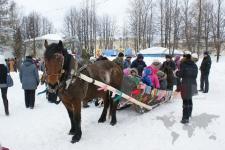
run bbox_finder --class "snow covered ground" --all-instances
[0,56,225,150]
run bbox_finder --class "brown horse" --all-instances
[43,40,123,143]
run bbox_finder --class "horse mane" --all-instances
[44,43,63,60]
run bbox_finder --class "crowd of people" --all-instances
[0,51,212,124]
[111,51,211,124]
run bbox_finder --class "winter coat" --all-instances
[123,59,131,69]
[131,54,147,76]
[159,74,168,90]
[20,58,40,90]
[141,69,152,86]
[113,57,124,69]
[200,55,211,75]
[130,60,147,76]
[0,64,8,88]
[146,65,160,89]
[176,60,198,100]
[161,60,176,88]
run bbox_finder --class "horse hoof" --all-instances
[110,121,117,126]
[71,134,81,143]
[98,117,106,123]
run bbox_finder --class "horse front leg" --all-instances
[110,94,118,126]
[66,108,76,135]
[62,101,75,135]
[71,100,82,143]
[98,92,110,123]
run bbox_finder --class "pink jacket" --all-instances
[146,65,160,89]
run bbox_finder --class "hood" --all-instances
[23,58,34,67]
[137,54,144,60]
[175,56,181,61]
[143,68,152,76]
[130,68,138,75]
[157,71,167,80]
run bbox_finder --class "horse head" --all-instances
[44,40,65,92]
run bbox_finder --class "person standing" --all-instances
[20,56,39,109]
[130,54,147,76]
[123,55,132,69]
[176,54,198,124]
[161,55,176,90]
[174,55,181,92]
[200,51,211,93]
[112,52,125,70]
[0,56,10,115]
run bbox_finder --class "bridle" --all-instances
[44,53,65,93]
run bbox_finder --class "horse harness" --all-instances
[45,53,94,94]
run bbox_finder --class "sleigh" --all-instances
[117,76,173,113]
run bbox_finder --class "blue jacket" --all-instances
[141,69,152,86]
[20,58,39,90]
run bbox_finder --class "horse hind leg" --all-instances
[98,92,110,123]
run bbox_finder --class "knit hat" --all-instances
[165,54,172,59]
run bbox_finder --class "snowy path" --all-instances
[0,56,225,150]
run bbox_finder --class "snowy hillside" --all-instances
[0,56,225,150]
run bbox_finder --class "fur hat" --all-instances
[152,59,161,69]
[130,68,138,75]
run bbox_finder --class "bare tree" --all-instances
[212,0,224,62]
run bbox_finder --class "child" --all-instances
[129,68,140,86]
[141,68,152,94]
[156,71,168,102]
[157,71,167,90]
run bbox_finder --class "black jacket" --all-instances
[161,60,176,88]
[130,60,147,76]
[0,64,8,84]
[176,60,198,99]
[200,55,211,75]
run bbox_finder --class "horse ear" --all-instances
[58,40,63,49]
[44,40,48,48]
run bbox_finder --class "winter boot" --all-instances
[3,99,9,116]
[180,118,189,124]
[181,105,189,124]
[188,105,193,118]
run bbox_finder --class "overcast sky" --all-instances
[15,0,129,32]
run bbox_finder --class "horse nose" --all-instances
[48,83,57,89]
